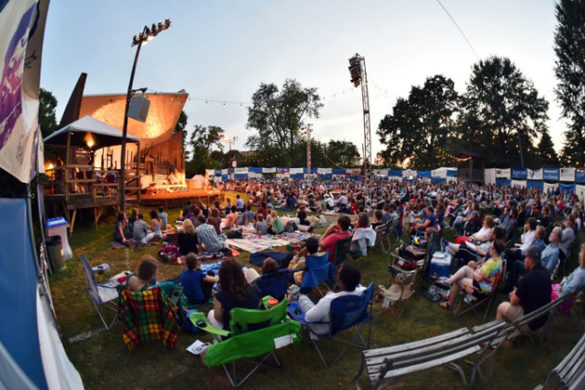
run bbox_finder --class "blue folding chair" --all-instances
[288,282,375,367]
[299,252,335,295]
[81,255,119,330]
[252,269,290,301]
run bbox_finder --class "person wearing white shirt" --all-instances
[296,264,366,336]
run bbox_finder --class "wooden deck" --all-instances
[140,188,223,208]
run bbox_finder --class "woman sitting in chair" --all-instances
[207,259,260,331]
[126,255,176,297]
[438,240,505,310]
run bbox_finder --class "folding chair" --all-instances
[117,286,181,350]
[80,255,119,330]
[334,237,353,266]
[300,252,336,295]
[379,272,416,317]
[252,269,290,301]
[454,260,507,322]
[189,297,301,388]
[288,282,375,367]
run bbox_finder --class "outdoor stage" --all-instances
[140,187,223,208]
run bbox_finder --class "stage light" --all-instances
[165,18,171,28]
[151,24,158,35]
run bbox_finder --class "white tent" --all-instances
[0,1,84,389]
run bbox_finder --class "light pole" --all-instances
[119,18,171,210]
[299,124,313,173]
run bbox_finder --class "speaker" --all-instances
[128,96,151,122]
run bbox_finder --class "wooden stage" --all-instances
[140,188,223,208]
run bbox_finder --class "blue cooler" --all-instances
[184,309,202,333]
[429,252,452,279]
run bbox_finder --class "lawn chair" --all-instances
[334,237,353,266]
[300,252,336,295]
[288,282,375,367]
[378,272,416,318]
[189,297,301,388]
[374,222,390,253]
[80,255,119,330]
[117,286,181,350]
[454,260,507,322]
[252,269,290,301]
[388,232,438,279]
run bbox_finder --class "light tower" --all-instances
[299,124,313,173]
[348,53,372,188]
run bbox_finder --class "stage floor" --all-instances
[140,188,223,207]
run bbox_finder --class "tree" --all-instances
[246,79,323,166]
[39,88,58,138]
[185,125,224,176]
[537,129,560,167]
[554,0,585,165]
[460,56,549,167]
[174,110,189,160]
[325,140,360,167]
[377,75,458,168]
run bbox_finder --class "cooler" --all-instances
[429,251,452,279]
[46,217,73,260]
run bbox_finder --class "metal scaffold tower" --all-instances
[348,53,372,188]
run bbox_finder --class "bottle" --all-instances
[267,298,278,308]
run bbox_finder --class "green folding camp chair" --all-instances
[189,297,302,388]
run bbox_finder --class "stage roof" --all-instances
[44,115,140,147]
[78,91,188,147]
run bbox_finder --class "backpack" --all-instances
[159,245,180,263]
[284,221,298,233]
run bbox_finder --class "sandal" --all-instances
[439,302,452,310]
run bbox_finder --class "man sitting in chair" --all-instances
[293,263,365,335]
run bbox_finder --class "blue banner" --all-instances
[332,168,345,174]
[431,177,445,183]
[526,180,543,191]
[559,183,575,194]
[388,170,402,177]
[496,178,511,187]
[248,167,262,173]
[576,168,585,184]
[446,169,457,177]
[511,168,527,180]
[543,168,559,181]
[418,170,431,178]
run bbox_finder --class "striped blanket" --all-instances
[118,287,180,350]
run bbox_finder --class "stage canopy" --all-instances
[44,115,140,147]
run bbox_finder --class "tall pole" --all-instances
[119,19,171,211]
[119,29,145,210]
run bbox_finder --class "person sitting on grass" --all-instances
[438,240,505,310]
[133,213,155,245]
[224,206,239,229]
[255,213,268,235]
[150,210,163,239]
[178,218,198,257]
[113,212,132,246]
[180,252,218,305]
[158,206,168,231]
[267,210,284,234]
[126,255,176,297]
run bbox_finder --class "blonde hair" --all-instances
[484,215,494,228]
[182,218,196,234]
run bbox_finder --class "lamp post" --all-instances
[119,18,171,210]
[299,124,313,173]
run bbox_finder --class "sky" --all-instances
[41,0,565,160]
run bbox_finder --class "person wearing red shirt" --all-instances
[319,215,352,263]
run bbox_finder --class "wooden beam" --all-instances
[65,132,71,202]
[70,209,77,234]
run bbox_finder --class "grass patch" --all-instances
[50,201,585,390]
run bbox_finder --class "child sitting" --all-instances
[255,213,268,235]
[180,252,219,305]
[287,237,326,285]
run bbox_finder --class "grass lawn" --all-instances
[50,200,585,390]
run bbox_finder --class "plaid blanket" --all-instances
[118,287,180,350]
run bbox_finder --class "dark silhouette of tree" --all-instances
[537,129,560,167]
[246,79,323,166]
[174,110,189,160]
[461,56,549,167]
[377,75,458,168]
[554,0,585,165]
[39,88,58,138]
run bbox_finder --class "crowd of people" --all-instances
[116,176,585,344]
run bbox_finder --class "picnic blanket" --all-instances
[118,287,180,350]
[199,260,223,276]
[274,232,317,245]
[225,235,290,253]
